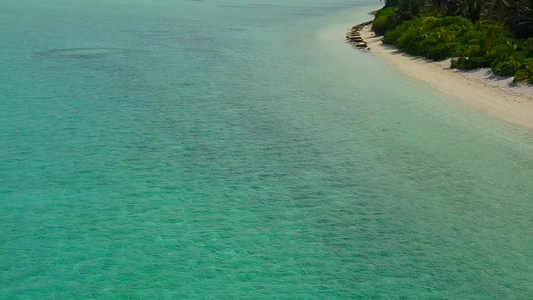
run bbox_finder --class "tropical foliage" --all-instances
[374,0,533,83]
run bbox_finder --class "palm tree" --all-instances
[514,0,533,37]
[459,0,488,21]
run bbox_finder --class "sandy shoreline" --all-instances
[358,25,533,130]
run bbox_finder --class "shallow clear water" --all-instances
[1,0,533,298]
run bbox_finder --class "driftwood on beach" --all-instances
[346,21,372,50]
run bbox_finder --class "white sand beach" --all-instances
[359,25,533,130]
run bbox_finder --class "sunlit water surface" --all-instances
[1,0,533,298]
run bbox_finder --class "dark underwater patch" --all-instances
[34,47,129,59]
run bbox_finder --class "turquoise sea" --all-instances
[2,0,533,298]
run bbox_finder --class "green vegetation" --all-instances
[373,0,533,83]
[371,7,397,35]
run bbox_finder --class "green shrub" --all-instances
[372,16,388,35]
[513,58,533,83]
[433,16,473,29]
[396,26,424,54]
[372,7,397,35]
[450,58,460,69]
[383,18,421,44]
[375,7,396,19]
[464,44,481,56]
[427,43,464,60]
[513,70,528,83]
[492,59,522,76]
[524,38,533,58]
[522,57,533,73]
